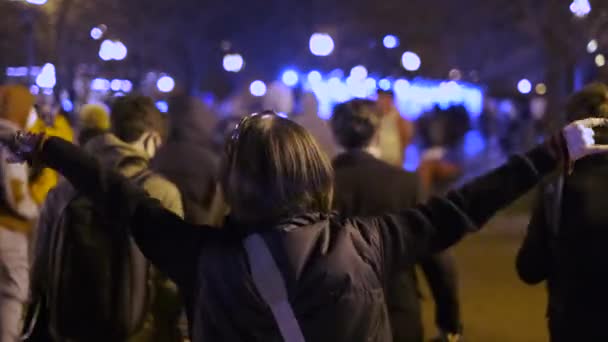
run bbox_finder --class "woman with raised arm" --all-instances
[1,111,606,342]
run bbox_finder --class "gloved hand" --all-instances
[0,131,45,164]
[563,117,608,162]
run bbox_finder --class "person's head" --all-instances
[110,95,165,157]
[376,89,395,114]
[221,111,333,225]
[330,99,381,150]
[0,85,35,129]
[565,82,608,122]
[78,104,110,145]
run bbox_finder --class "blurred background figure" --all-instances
[28,103,74,205]
[293,92,338,159]
[77,104,110,146]
[0,85,39,341]
[376,90,414,167]
[330,99,463,342]
[517,82,608,342]
[152,93,224,226]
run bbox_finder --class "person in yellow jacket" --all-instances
[28,105,74,204]
[0,85,39,341]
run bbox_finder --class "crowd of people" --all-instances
[0,82,607,342]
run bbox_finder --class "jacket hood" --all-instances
[83,133,150,176]
[0,85,35,128]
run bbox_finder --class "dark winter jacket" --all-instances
[517,154,608,341]
[332,150,461,341]
[32,134,184,342]
[40,136,559,342]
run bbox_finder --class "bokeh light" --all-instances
[90,27,103,40]
[155,100,169,113]
[350,65,368,80]
[35,63,56,88]
[595,54,606,67]
[250,80,267,97]
[378,79,392,91]
[587,39,598,53]
[223,54,244,72]
[307,70,322,85]
[110,79,122,91]
[394,79,410,95]
[26,0,47,5]
[383,35,399,49]
[535,83,547,95]
[401,51,421,71]
[517,79,532,94]
[309,33,335,56]
[570,0,591,17]
[99,40,127,61]
[281,70,299,87]
[91,78,110,91]
[157,76,175,93]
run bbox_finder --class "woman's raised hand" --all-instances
[563,118,608,162]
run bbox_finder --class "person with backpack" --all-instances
[29,95,184,342]
[516,83,608,342]
[1,110,607,341]
[330,99,462,342]
[0,85,39,342]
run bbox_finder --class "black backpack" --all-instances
[45,170,155,341]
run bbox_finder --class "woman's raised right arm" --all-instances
[40,137,208,286]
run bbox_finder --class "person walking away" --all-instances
[330,99,463,341]
[376,89,414,167]
[28,105,74,205]
[2,109,607,341]
[517,82,608,341]
[29,95,184,342]
[293,92,338,159]
[152,94,223,226]
[76,104,110,146]
[0,85,39,341]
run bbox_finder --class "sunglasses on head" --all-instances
[226,110,278,157]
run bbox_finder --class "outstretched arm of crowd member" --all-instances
[378,118,608,276]
[19,136,208,287]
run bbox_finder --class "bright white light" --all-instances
[110,79,122,91]
[223,54,244,72]
[156,100,169,113]
[90,27,103,40]
[99,40,127,61]
[365,78,377,91]
[307,70,322,84]
[309,33,335,57]
[328,77,349,102]
[91,78,110,91]
[26,0,47,5]
[570,0,591,17]
[350,65,368,80]
[596,54,606,67]
[378,78,391,91]
[394,79,410,94]
[29,85,39,95]
[401,51,421,71]
[114,41,127,60]
[517,79,532,94]
[587,39,598,53]
[250,80,267,97]
[121,80,132,92]
[281,70,299,87]
[383,35,399,49]
[35,63,56,88]
[157,76,175,93]
[277,112,288,118]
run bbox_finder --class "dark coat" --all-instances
[152,140,222,226]
[332,151,461,341]
[42,137,558,342]
[517,154,608,341]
